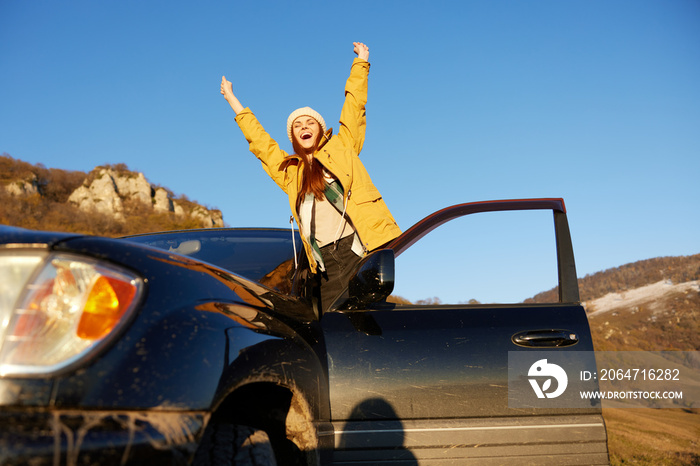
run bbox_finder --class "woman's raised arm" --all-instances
[220,76,244,115]
[335,43,370,154]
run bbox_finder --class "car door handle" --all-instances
[512,329,579,347]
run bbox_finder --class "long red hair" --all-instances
[293,126,327,210]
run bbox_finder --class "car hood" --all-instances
[0,225,83,248]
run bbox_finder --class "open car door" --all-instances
[320,199,609,465]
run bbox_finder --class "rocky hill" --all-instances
[0,154,223,236]
[585,277,699,351]
[527,255,700,304]
[66,166,222,226]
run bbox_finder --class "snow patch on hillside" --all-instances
[585,280,699,317]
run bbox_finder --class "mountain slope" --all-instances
[1,154,223,236]
[585,279,699,351]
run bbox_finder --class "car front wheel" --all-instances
[193,423,277,466]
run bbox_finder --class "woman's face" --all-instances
[292,116,320,153]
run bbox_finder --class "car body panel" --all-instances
[0,408,205,466]
[321,306,607,463]
[323,304,598,420]
[332,414,607,464]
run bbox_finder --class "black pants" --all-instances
[317,235,362,312]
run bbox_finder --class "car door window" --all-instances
[391,209,559,305]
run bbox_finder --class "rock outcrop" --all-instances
[67,166,223,227]
[3,174,40,197]
[68,168,127,220]
[153,187,174,213]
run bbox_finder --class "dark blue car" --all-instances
[0,199,609,465]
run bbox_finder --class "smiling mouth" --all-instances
[301,132,313,140]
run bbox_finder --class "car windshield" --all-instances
[122,228,302,288]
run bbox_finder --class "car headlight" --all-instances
[0,251,143,377]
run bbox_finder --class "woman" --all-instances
[220,42,401,312]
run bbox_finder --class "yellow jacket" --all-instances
[234,58,401,273]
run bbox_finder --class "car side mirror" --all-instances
[330,249,395,311]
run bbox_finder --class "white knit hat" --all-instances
[287,107,327,142]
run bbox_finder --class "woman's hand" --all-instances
[220,76,244,114]
[220,76,234,101]
[353,42,369,61]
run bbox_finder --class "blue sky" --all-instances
[1,0,698,303]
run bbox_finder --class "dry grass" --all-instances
[604,407,700,465]
[588,280,700,464]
